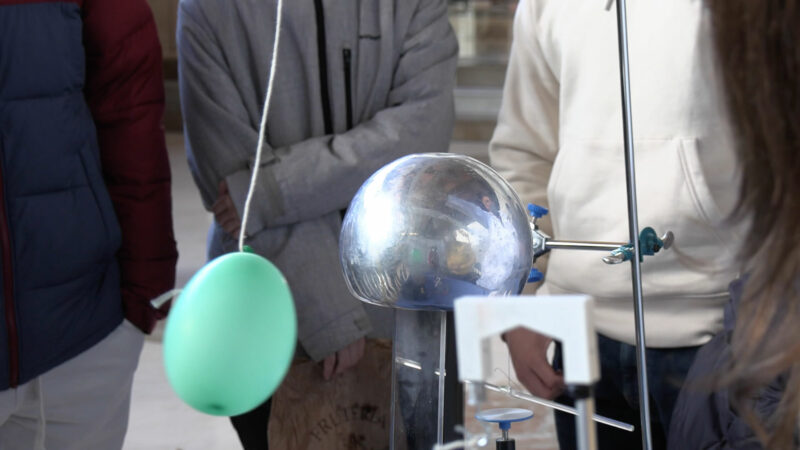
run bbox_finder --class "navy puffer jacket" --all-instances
[668,278,788,449]
[0,0,177,390]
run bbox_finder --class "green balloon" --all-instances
[163,251,296,416]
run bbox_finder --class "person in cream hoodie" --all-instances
[490,0,742,448]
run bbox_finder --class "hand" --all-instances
[322,337,366,380]
[212,180,242,237]
[505,327,564,399]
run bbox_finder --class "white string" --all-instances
[150,289,183,309]
[238,0,284,251]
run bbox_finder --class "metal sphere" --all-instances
[339,153,533,310]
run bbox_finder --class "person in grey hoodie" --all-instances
[177,0,458,447]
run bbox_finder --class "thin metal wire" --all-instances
[614,0,653,448]
[507,347,512,391]
[474,381,634,432]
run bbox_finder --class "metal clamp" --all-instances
[602,228,674,265]
[526,204,675,270]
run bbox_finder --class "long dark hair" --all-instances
[708,0,800,447]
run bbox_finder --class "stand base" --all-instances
[497,438,515,450]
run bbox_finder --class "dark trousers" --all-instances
[553,334,699,450]
[230,398,271,449]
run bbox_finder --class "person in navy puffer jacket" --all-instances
[0,0,178,448]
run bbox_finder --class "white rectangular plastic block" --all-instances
[454,295,599,386]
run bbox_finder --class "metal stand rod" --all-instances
[576,397,598,450]
[546,240,626,252]
[497,437,515,450]
[615,0,653,449]
[436,311,447,445]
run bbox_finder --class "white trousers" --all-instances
[0,320,144,450]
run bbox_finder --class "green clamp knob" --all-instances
[638,227,664,258]
[603,227,672,264]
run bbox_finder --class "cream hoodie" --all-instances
[489,0,742,347]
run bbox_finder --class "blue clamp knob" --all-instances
[527,268,544,283]
[527,203,549,219]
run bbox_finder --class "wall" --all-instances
[147,0,179,63]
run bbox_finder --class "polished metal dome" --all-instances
[340,153,533,310]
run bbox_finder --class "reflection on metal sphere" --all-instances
[340,153,533,310]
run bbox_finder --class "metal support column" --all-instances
[614,1,653,448]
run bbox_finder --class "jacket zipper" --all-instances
[343,48,354,130]
[0,139,19,387]
[313,0,334,135]
[339,48,354,222]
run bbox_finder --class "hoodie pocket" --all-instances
[544,138,735,297]
[677,140,727,232]
[548,138,726,236]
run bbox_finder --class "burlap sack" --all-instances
[268,339,404,450]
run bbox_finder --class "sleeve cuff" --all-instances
[123,289,169,334]
[298,306,372,362]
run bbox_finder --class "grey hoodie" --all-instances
[177,0,458,360]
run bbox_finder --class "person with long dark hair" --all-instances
[668,1,800,448]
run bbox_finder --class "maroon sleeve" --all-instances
[82,0,178,334]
